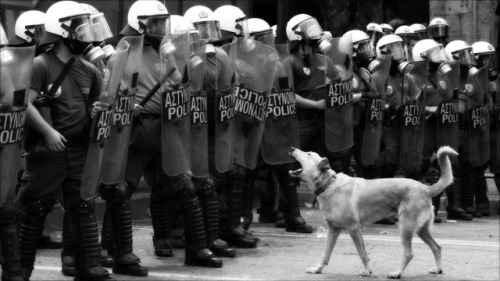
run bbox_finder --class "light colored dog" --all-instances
[289,146,457,279]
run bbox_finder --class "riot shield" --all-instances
[360,55,391,165]
[493,73,500,166]
[467,65,490,167]
[101,35,143,185]
[189,40,208,177]
[233,37,279,169]
[160,31,191,176]
[0,46,35,207]
[324,37,354,153]
[261,44,299,165]
[436,61,460,150]
[81,40,129,200]
[399,61,428,174]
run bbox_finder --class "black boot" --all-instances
[241,167,258,230]
[474,165,490,216]
[105,185,147,276]
[19,200,50,280]
[461,165,482,218]
[99,209,114,267]
[61,211,77,276]
[220,167,257,248]
[180,182,222,268]
[150,186,173,257]
[446,167,473,221]
[197,178,236,258]
[258,169,278,223]
[168,196,185,248]
[71,201,114,281]
[0,208,24,281]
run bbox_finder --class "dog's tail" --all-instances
[428,146,458,198]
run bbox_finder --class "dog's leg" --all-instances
[388,224,414,279]
[348,227,372,277]
[417,221,443,275]
[306,223,341,274]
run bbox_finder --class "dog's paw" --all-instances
[387,271,402,279]
[306,266,323,274]
[359,269,372,277]
[429,267,443,274]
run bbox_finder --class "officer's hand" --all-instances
[425,106,437,114]
[352,93,363,103]
[44,128,67,152]
[133,103,144,117]
[91,101,109,118]
[315,99,326,110]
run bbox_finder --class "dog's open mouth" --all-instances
[289,168,302,176]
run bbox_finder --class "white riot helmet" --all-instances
[366,23,384,48]
[410,23,427,40]
[394,25,413,39]
[472,41,496,70]
[184,6,221,43]
[45,1,97,55]
[412,39,448,63]
[376,34,406,61]
[248,18,273,46]
[80,3,114,60]
[428,17,449,41]
[15,10,46,44]
[213,5,248,37]
[445,40,475,66]
[345,30,375,59]
[127,0,170,37]
[286,13,330,52]
[380,23,393,34]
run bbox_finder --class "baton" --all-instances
[139,67,177,107]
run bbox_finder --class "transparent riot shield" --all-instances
[190,40,208,177]
[101,35,143,185]
[233,37,279,169]
[0,46,35,207]
[399,61,428,174]
[261,44,299,165]
[324,36,354,153]
[81,41,129,200]
[361,55,391,165]
[436,61,460,150]
[493,73,500,165]
[160,31,191,176]
[467,65,490,167]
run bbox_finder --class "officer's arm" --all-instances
[295,94,324,109]
[26,89,67,151]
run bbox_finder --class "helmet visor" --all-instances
[382,28,393,35]
[367,30,383,47]
[0,23,7,45]
[296,18,323,40]
[69,15,94,43]
[413,30,427,40]
[356,40,376,58]
[453,48,476,65]
[383,42,406,61]
[195,20,221,42]
[430,25,448,39]
[91,13,113,41]
[235,16,249,37]
[144,15,170,38]
[252,29,274,46]
[425,44,448,63]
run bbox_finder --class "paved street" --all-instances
[32,207,499,281]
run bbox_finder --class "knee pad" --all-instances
[151,185,170,204]
[197,178,216,198]
[71,200,96,218]
[23,200,51,219]
[101,182,130,204]
[177,180,197,199]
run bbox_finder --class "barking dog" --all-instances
[289,146,457,279]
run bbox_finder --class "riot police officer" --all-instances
[446,40,489,219]
[471,41,498,216]
[428,17,449,46]
[1,21,34,281]
[380,23,394,35]
[120,0,222,267]
[17,1,114,280]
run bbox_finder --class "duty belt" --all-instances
[139,113,161,119]
[297,109,324,120]
[63,135,89,148]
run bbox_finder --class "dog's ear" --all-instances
[318,157,331,171]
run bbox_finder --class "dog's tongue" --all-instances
[289,168,302,176]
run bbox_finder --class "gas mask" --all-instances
[293,17,331,54]
[451,49,476,76]
[424,44,449,73]
[89,12,115,60]
[62,15,95,56]
[354,40,376,68]
[475,54,499,81]
[380,42,407,75]
[141,15,170,52]
[194,20,221,43]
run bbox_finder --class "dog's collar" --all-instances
[314,174,336,196]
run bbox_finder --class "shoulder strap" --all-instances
[45,56,76,98]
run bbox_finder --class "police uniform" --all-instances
[289,49,352,174]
